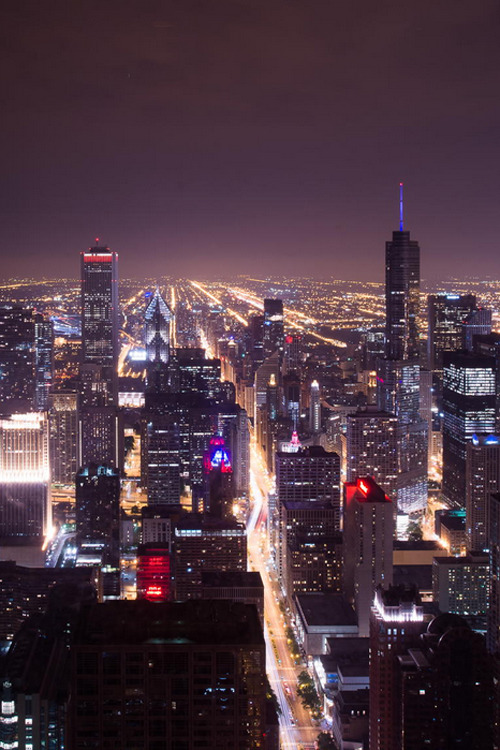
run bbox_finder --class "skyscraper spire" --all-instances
[399,182,404,231]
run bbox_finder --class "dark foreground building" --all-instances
[67,600,277,750]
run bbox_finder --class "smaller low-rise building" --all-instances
[295,592,358,655]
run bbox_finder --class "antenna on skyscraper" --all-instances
[399,183,404,231]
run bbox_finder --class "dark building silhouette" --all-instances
[67,600,273,750]
[75,464,120,565]
[396,614,493,750]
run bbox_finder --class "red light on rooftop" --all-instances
[358,479,369,495]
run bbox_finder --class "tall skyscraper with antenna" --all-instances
[385,183,420,361]
[378,185,427,515]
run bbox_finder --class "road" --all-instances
[247,438,321,749]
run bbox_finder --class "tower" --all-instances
[385,185,420,361]
[80,243,119,396]
[263,298,284,358]
[309,379,321,435]
[145,288,172,393]
[466,435,500,551]
[343,477,394,636]
[346,406,399,499]
[75,463,121,565]
[428,294,477,371]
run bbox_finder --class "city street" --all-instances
[247,438,321,749]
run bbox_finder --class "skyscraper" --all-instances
[0,413,50,544]
[309,379,321,435]
[369,585,427,750]
[80,243,119,389]
[48,388,79,484]
[377,358,428,513]
[346,406,399,500]
[34,312,54,410]
[466,435,500,551]
[442,351,496,506]
[0,305,41,413]
[145,288,172,392]
[428,293,476,371]
[263,298,284,358]
[75,463,120,565]
[385,196,420,361]
[343,477,394,636]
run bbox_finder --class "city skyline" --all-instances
[1,1,499,281]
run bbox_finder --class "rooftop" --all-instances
[74,600,264,647]
[296,593,357,627]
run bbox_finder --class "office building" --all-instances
[78,405,123,470]
[145,288,172,392]
[442,351,496,506]
[75,464,120,565]
[369,585,427,750]
[34,312,54,410]
[67,600,271,750]
[345,407,398,499]
[432,552,489,624]
[0,413,50,544]
[463,308,492,351]
[263,298,284,357]
[80,243,119,375]
[377,358,428,512]
[203,435,234,518]
[136,543,171,601]
[276,446,341,517]
[427,293,476,370]
[396,614,493,750]
[466,435,500,551]
[173,514,247,600]
[344,477,394,636]
[488,492,500,654]
[145,288,172,364]
[142,414,182,506]
[0,305,41,413]
[48,388,79,484]
[309,379,321,435]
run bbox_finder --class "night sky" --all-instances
[1,0,499,281]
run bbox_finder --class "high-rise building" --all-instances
[488,492,500,655]
[463,308,492,352]
[263,298,284,358]
[396,614,494,750]
[173,514,247,600]
[67,600,272,750]
[75,463,120,565]
[203,435,234,518]
[466,435,500,551]
[343,477,394,636]
[0,413,50,544]
[442,351,496,506]
[432,552,489,625]
[34,312,54,411]
[276,446,341,514]
[145,288,172,392]
[283,334,301,374]
[309,379,321,435]
[385,220,420,361]
[136,542,171,601]
[48,388,79,484]
[78,405,123,470]
[346,407,399,500]
[377,358,428,513]
[142,413,182,507]
[80,244,119,374]
[427,293,476,371]
[0,304,34,412]
[369,585,427,750]
[145,288,172,364]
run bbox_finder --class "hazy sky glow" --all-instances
[1,0,499,280]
